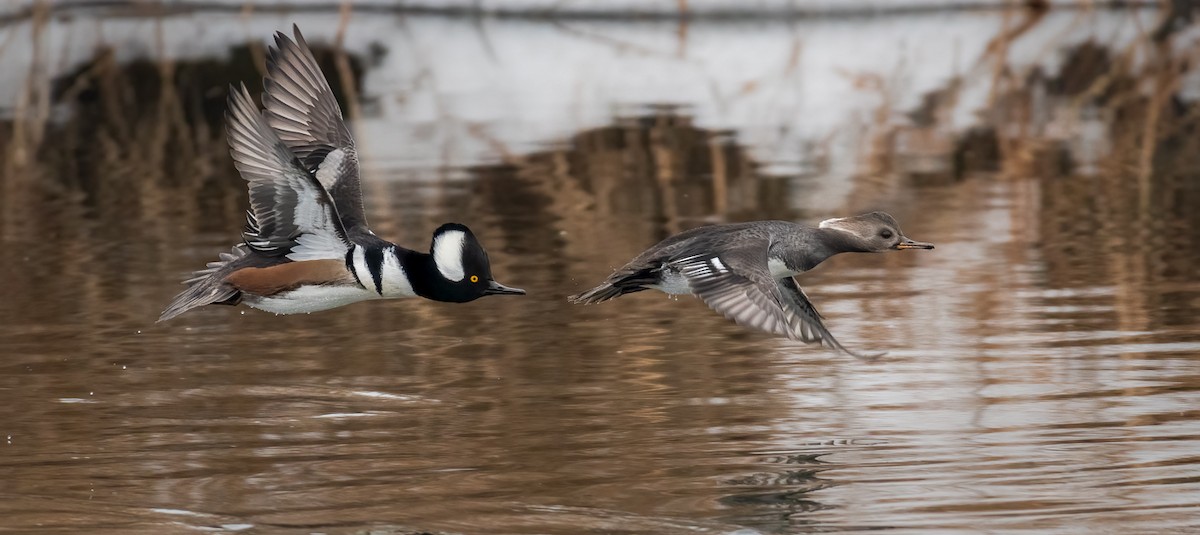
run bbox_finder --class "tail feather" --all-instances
[569,283,630,304]
[158,245,248,322]
[182,249,247,285]
[569,269,656,304]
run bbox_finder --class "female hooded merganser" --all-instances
[159,27,524,322]
[569,213,933,358]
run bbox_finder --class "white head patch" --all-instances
[432,230,467,281]
[818,217,847,229]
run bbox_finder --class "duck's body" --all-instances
[193,235,482,317]
[570,213,933,358]
[160,27,523,322]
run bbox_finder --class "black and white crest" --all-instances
[432,226,468,282]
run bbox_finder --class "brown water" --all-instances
[3,7,1200,535]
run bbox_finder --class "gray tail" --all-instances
[568,270,654,304]
[158,245,248,322]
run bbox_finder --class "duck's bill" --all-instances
[485,280,527,296]
[894,238,935,250]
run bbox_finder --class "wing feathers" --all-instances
[672,247,878,359]
[777,277,882,360]
[226,83,350,261]
[673,252,792,339]
[262,25,367,232]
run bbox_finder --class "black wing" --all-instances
[226,83,351,261]
[262,25,367,234]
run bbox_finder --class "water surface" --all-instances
[1,6,1199,534]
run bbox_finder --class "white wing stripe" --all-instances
[314,148,345,189]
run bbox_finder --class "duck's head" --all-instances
[819,211,934,253]
[426,223,526,302]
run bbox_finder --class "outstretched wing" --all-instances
[261,25,367,233]
[669,238,795,338]
[776,277,879,360]
[226,83,351,262]
[669,239,877,359]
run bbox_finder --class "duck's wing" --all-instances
[261,25,367,234]
[669,238,878,359]
[226,83,351,262]
[668,237,795,338]
[776,277,881,360]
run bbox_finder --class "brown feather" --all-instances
[225,259,353,297]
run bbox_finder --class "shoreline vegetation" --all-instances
[0,0,1169,25]
[1,4,1196,294]
[0,4,1196,534]
[3,5,1195,181]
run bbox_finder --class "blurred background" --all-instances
[1,1,1199,534]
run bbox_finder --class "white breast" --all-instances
[768,257,801,279]
[379,247,417,297]
[244,285,380,315]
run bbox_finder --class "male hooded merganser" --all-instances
[569,212,933,358]
[159,27,524,322]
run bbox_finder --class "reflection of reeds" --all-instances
[3,7,1196,336]
[2,0,50,243]
[4,0,49,172]
[497,110,787,229]
[856,7,1200,335]
[0,37,366,234]
[744,6,1200,344]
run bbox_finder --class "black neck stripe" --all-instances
[345,248,363,289]
[364,246,385,295]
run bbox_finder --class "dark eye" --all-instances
[880,230,894,239]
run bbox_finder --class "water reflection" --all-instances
[0,6,1199,535]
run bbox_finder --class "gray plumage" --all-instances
[569,213,934,359]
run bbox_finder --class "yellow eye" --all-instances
[470,275,479,283]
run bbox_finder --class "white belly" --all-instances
[243,285,382,315]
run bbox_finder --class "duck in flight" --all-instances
[159,27,524,322]
[569,213,933,358]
